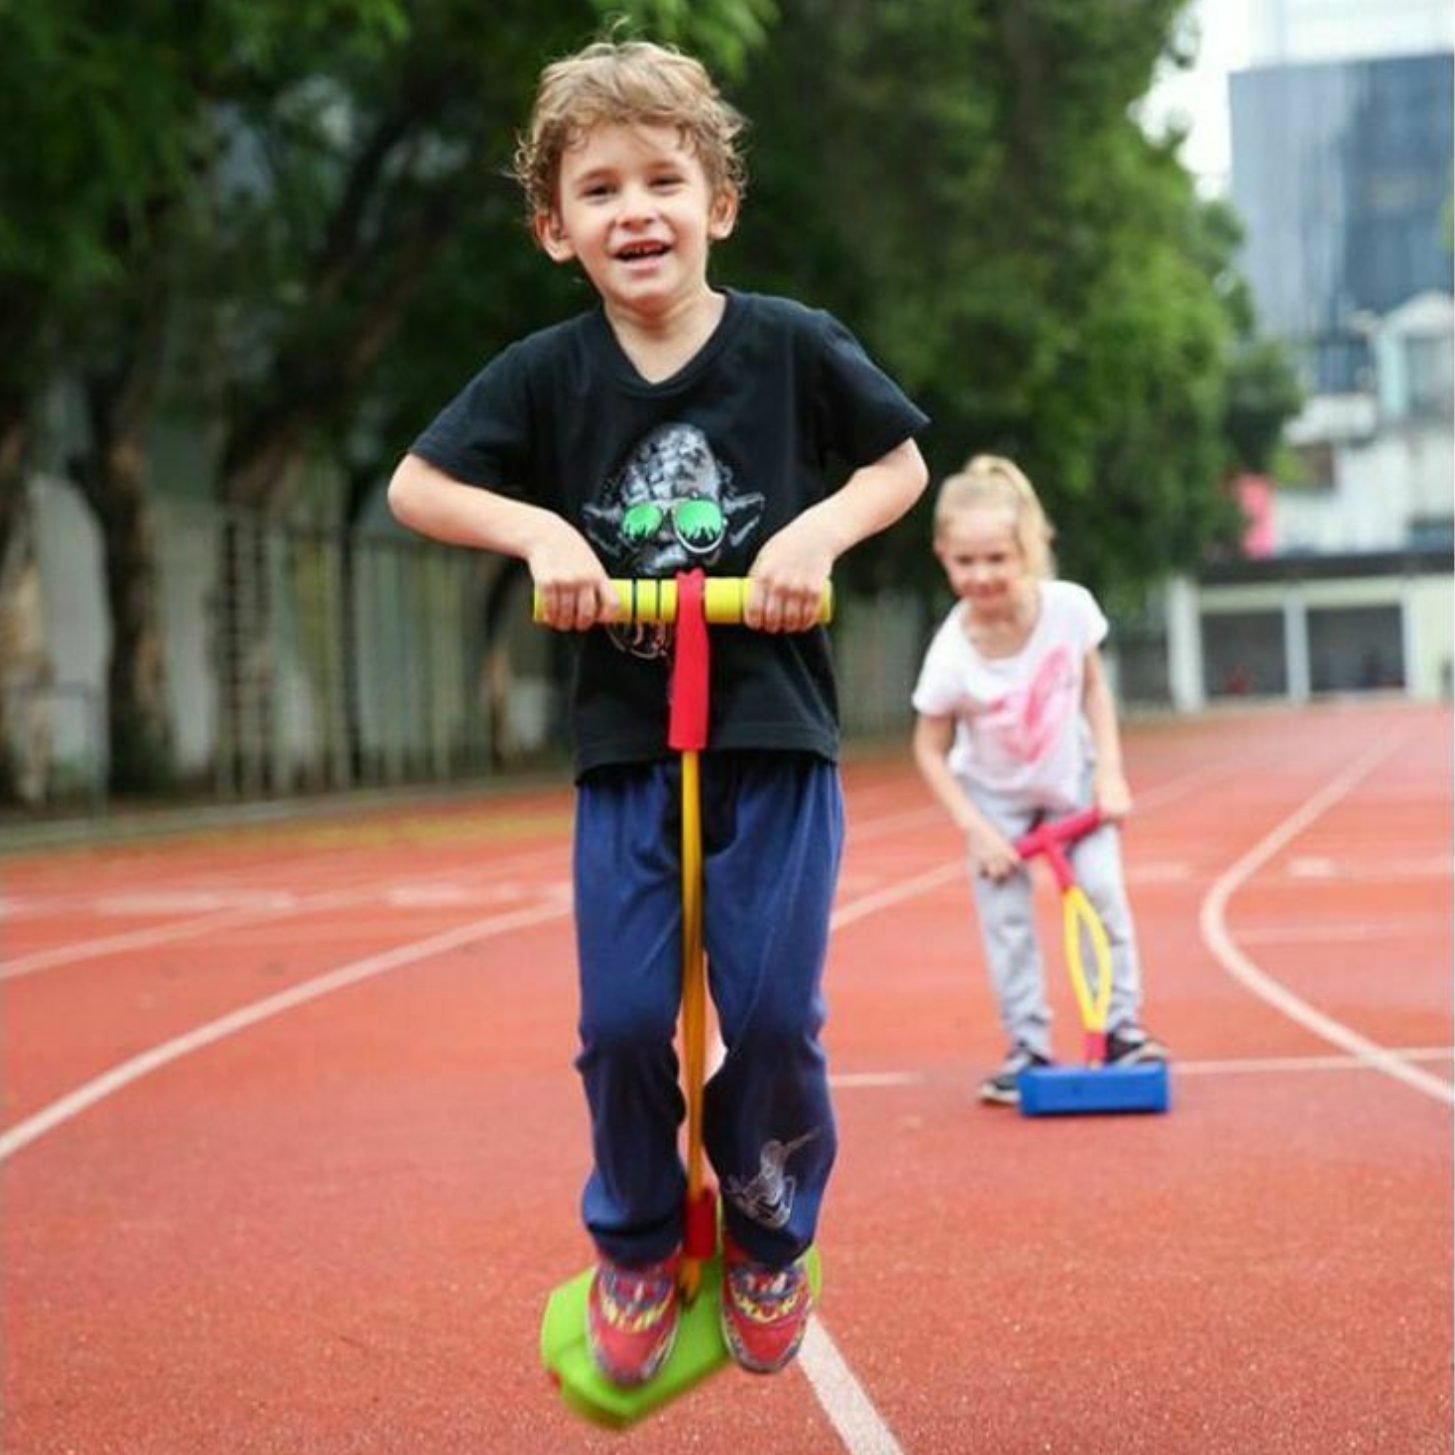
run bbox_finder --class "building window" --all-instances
[1202,612,1288,698]
[1405,332,1454,421]
[1308,606,1405,693]
[1289,441,1336,492]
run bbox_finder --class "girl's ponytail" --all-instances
[934,455,1056,578]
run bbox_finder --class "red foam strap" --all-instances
[668,569,710,751]
[683,1187,718,1260]
[1015,807,1104,889]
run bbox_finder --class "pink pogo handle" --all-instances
[1014,807,1104,890]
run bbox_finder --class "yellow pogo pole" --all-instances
[677,752,708,1299]
[1060,880,1114,1066]
[1012,808,1172,1116]
[1015,807,1111,1064]
[536,574,829,1425]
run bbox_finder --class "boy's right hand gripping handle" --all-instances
[532,577,834,626]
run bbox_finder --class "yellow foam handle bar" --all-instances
[533,577,833,625]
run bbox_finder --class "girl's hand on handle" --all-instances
[1094,767,1133,823]
[528,519,617,631]
[969,822,1021,883]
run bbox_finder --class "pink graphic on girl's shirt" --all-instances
[983,647,1077,763]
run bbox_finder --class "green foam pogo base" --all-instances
[540,1247,822,1428]
[1018,1060,1171,1116]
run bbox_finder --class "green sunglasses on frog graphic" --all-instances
[620,497,726,553]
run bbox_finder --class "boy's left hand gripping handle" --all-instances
[533,577,834,626]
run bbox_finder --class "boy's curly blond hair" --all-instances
[934,455,1057,579]
[513,39,747,226]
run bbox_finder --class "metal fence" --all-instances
[203,505,503,798]
[8,485,937,808]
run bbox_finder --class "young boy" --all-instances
[388,39,928,1385]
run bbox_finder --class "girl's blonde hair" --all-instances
[513,39,747,227]
[933,454,1056,578]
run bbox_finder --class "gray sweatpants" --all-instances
[964,781,1145,1060]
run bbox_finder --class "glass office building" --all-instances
[1230,51,1454,392]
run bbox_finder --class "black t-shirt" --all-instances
[410,289,929,776]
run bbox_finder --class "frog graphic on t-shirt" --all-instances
[582,423,764,658]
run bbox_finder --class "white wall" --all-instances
[1274,425,1453,553]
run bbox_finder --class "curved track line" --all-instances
[1,754,1259,1455]
[0,899,571,1162]
[0,847,565,982]
[1,800,947,984]
[789,754,1257,1455]
[1199,733,1454,1107]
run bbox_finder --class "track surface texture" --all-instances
[2,702,1450,1454]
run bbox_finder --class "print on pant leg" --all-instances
[724,1130,819,1231]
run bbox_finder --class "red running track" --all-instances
[2,702,1450,1454]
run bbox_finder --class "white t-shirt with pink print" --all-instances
[912,580,1108,811]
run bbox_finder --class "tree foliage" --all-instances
[1,0,1302,794]
[721,0,1272,609]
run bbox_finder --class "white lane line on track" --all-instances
[0,849,567,982]
[0,867,943,1455]
[0,899,572,1163]
[831,1072,924,1088]
[1175,1047,1453,1075]
[832,862,967,929]
[1199,732,1455,1108]
[0,757,1255,1455]
[2,800,943,984]
[3,759,1228,985]
[831,1048,1455,1088]
[800,1321,906,1455]
[1235,916,1448,946]
[0,850,973,1167]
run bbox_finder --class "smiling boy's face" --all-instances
[536,122,737,322]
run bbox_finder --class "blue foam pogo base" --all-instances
[1018,1061,1170,1116]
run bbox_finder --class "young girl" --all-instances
[911,456,1165,1105]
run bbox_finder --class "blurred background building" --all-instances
[1162,0,1453,709]
[5,2,1450,810]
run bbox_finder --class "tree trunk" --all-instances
[85,438,175,794]
[0,384,32,801]
[77,301,175,795]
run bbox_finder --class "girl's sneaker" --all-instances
[720,1236,812,1374]
[979,1045,1052,1105]
[1105,1024,1168,1064]
[585,1252,680,1387]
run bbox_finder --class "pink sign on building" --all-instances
[1234,473,1275,558]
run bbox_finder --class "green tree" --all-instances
[0,0,770,795]
[0,0,410,791]
[727,0,1254,610]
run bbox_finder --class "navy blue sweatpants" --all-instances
[573,751,844,1269]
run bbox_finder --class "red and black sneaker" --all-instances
[585,1252,680,1387]
[720,1236,812,1374]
